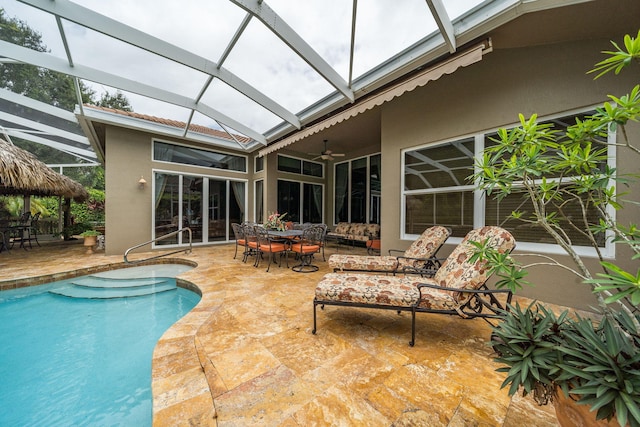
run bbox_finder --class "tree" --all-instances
[97,90,133,112]
[475,30,640,426]
[0,9,129,232]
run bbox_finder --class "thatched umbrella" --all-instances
[0,137,89,201]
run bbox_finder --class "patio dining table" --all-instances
[266,229,304,239]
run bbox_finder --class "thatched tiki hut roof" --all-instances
[0,137,89,201]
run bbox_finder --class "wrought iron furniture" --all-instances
[326,222,380,248]
[8,211,33,250]
[0,229,7,253]
[313,226,515,346]
[27,211,41,247]
[242,224,260,263]
[366,238,380,255]
[231,222,246,260]
[255,227,289,272]
[289,225,324,273]
[328,226,451,274]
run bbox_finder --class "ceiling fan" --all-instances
[311,140,345,161]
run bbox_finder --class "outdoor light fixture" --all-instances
[138,176,147,189]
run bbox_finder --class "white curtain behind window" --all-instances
[255,180,264,223]
[312,184,322,222]
[231,181,245,221]
[335,166,348,222]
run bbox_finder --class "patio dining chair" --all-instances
[255,227,289,272]
[8,211,32,250]
[28,212,41,247]
[242,224,259,263]
[231,223,246,260]
[328,225,451,275]
[289,225,324,273]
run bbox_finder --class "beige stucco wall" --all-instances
[104,126,153,255]
[104,127,253,255]
[99,5,638,311]
[379,37,639,311]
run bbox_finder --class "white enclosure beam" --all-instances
[230,0,355,103]
[425,0,456,53]
[0,41,267,144]
[19,0,301,130]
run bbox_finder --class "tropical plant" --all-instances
[57,222,93,240]
[264,211,288,231]
[473,30,640,426]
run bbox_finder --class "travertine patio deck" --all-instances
[0,239,560,426]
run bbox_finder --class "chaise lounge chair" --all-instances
[313,226,516,346]
[328,225,451,274]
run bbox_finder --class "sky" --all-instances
[1,0,485,138]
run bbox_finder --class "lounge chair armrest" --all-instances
[416,282,512,296]
[416,282,513,313]
[397,256,443,276]
[396,255,440,264]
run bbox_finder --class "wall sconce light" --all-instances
[138,176,147,189]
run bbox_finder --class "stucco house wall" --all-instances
[104,127,253,255]
[380,37,639,311]
[96,0,639,312]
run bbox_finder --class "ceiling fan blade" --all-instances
[332,153,345,157]
[311,155,323,161]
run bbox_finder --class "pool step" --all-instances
[49,276,176,299]
[71,276,167,288]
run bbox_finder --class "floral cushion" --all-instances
[364,223,381,238]
[432,226,515,304]
[328,254,399,272]
[332,222,352,235]
[316,273,420,307]
[402,226,451,261]
[316,273,456,311]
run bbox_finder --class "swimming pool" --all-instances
[0,264,200,427]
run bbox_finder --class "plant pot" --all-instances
[554,388,621,427]
[83,235,97,254]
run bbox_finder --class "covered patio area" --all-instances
[0,241,562,426]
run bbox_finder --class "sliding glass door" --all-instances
[154,172,245,246]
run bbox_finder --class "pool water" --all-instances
[0,265,200,427]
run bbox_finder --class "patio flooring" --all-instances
[0,238,561,426]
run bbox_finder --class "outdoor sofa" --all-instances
[326,222,380,247]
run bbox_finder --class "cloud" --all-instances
[2,0,483,137]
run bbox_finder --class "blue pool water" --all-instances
[0,265,200,427]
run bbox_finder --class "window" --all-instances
[255,155,264,172]
[401,110,612,254]
[277,179,323,223]
[153,141,247,172]
[334,154,381,224]
[277,155,324,177]
[403,138,475,236]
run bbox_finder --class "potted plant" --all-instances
[79,229,102,253]
[472,30,640,426]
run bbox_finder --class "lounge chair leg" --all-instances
[312,300,317,334]
[409,308,416,347]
